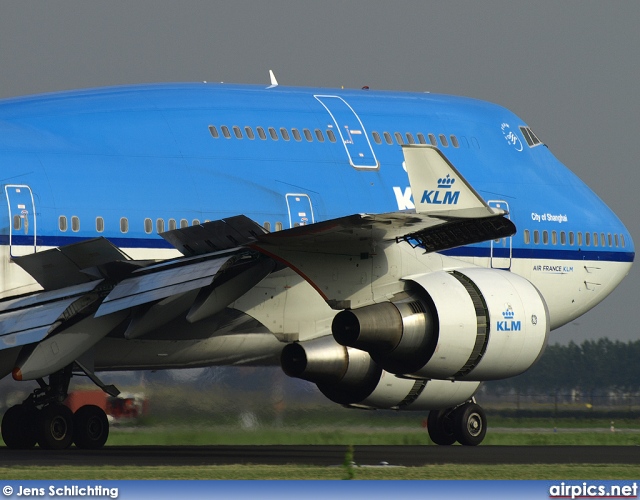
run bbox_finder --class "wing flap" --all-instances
[0,280,104,349]
[160,215,268,256]
[13,238,132,290]
[95,255,235,317]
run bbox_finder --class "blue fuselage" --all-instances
[0,83,633,266]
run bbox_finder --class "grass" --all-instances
[102,422,640,446]
[0,464,638,480]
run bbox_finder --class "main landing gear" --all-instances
[1,364,115,450]
[427,399,487,446]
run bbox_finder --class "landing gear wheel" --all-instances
[1,405,38,449]
[73,405,109,449]
[427,409,456,446]
[37,404,74,450]
[453,402,487,446]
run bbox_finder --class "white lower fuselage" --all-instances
[0,241,630,374]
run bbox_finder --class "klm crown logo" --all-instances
[502,308,515,320]
[421,174,460,205]
[437,174,455,189]
[497,306,521,332]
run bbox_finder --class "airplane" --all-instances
[0,77,633,449]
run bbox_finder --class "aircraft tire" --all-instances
[37,404,74,450]
[73,405,109,449]
[453,402,487,446]
[1,404,38,449]
[426,409,456,446]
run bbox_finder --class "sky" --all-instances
[0,1,638,345]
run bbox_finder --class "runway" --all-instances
[0,446,638,467]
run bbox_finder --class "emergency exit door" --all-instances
[5,184,37,256]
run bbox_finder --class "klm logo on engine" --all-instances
[421,174,460,205]
[496,306,521,332]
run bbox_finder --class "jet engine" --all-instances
[332,268,550,381]
[281,337,480,410]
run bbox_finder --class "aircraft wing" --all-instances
[4,238,273,379]
[250,209,512,256]
[1,145,513,379]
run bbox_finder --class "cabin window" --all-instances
[233,126,243,139]
[560,231,566,245]
[542,230,548,245]
[257,127,267,140]
[608,233,613,247]
[593,232,598,247]
[372,131,382,144]
[533,230,539,244]
[292,128,302,141]
[263,221,271,231]
[221,126,231,138]
[120,217,129,233]
[315,129,325,142]
[327,130,337,142]
[439,134,449,147]
[585,232,591,246]
[450,135,459,148]
[244,126,255,140]
[208,125,219,138]
[383,132,393,145]
[394,132,404,145]
[280,128,290,141]
[621,234,626,247]
[615,234,619,247]
[71,216,80,232]
[192,219,200,226]
[569,231,575,246]
[552,231,557,245]
[156,219,165,233]
[417,133,427,145]
[275,222,283,231]
[268,127,278,140]
[168,219,177,231]
[428,133,437,146]
[144,218,153,234]
[96,217,104,233]
[601,233,606,247]
[405,133,415,145]
[59,216,68,232]
[180,219,189,228]
[303,129,313,141]
[578,232,583,246]
[13,215,21,231]
[523,229,530,244]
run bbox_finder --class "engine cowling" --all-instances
[281,337,480,410]
[332,268,550,381]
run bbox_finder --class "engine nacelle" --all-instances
[280,337,480,410]
[332,268,550,381]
